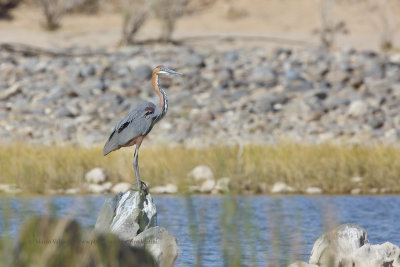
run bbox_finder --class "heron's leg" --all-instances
[133,136,144,191]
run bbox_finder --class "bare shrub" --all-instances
[150,0,215,42]
[365,0,399,51]
[0,0,20,19]
[317,0,348,49]
[67,0,100,14]
[34,0,67,30]
[119,0,148,45]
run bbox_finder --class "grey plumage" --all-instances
[103,101,157,156]
[102,65,181,191]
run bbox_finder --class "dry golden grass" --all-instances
[0,143,399,194]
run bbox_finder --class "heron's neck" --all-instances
[152,74,168,116]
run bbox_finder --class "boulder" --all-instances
[112,182,131,194]
[287,261,318,267]
[351,242,400,267]
[305,187,323,195]
[130,226,178,267]
[85,168,107,184]
[188,165,214,183]
[200,179,216,193]
[95,183,178,267]
[0,183,22,194]
[65,188,81,195]
[151,184,178,194]
[271,182,295,194]
[309,223,369,266]
[214,177,231,193]
[347,100,368,117]
[86,182,112,194]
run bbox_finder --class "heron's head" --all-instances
[153,65,182,76]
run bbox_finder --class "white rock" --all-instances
[288,261,319,267]
[85,168,107,184]
[351,242,400,267]
[305,187,323,194]
[111,182,131,194]
[271,182,295,194]
[0,184,22,194]
[369,188,379,194]
[200,179,216,193]
[351,188,361,195]
[309,223,369,266]
[351,176,362,183]
[348,100,368,117]
[65,188,81,195]
[188,165,214,183]
[87,182,112,194]
[151,184,178,194]
[214,177,231,193]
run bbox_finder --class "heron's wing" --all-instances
[103,102,157,155]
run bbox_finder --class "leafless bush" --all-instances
[0,0,20,19]
[34,0,67,30]
[365,0,399,51]
[150,0,215,42]
[119,0,148,45]
[67,0,100,14]
[317,0,348,49]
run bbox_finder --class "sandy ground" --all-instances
[0,0,399,51]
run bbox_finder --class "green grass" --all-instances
[0,143,399,194]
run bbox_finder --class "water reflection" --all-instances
[1,195,400,266]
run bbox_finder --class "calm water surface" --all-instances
[1,195,399,266]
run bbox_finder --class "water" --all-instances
[1,195,400,266]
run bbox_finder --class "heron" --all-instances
[103,65,182,191]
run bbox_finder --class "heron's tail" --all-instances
[103,140,118,156]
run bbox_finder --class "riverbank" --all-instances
[1,143,399,195]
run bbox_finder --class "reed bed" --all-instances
[0,143,399,194]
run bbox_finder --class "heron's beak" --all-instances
[160,68,182,76]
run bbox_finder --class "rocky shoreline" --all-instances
[1,44,399,147]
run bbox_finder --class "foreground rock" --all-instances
[309,224,369,266]
[13,216,156,267]
[95,183,178,267]
[289,223,400,267]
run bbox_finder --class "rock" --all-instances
[188,165,214,183]
[85,168,107,184]
[350,176,362,183]
[348,100,368,117]
[309,223,369,266]
[271,182,295,194]
[65,188,81,194]
[0,183,22,194]
[185,54,205,67]
[214,177,231,193]
[95,184,178,267]
[130,226,178,267]
[112,182,132,194]
[351,188,361,195]
[287,261,319,267]
[200,179,216,193]
[14,216,156,267]
[132,65,152,81]
[351,242,400,267]
[86,182,112,194]
[0,83,20,100]
[305,187,323,195]
[151,184,178,194]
